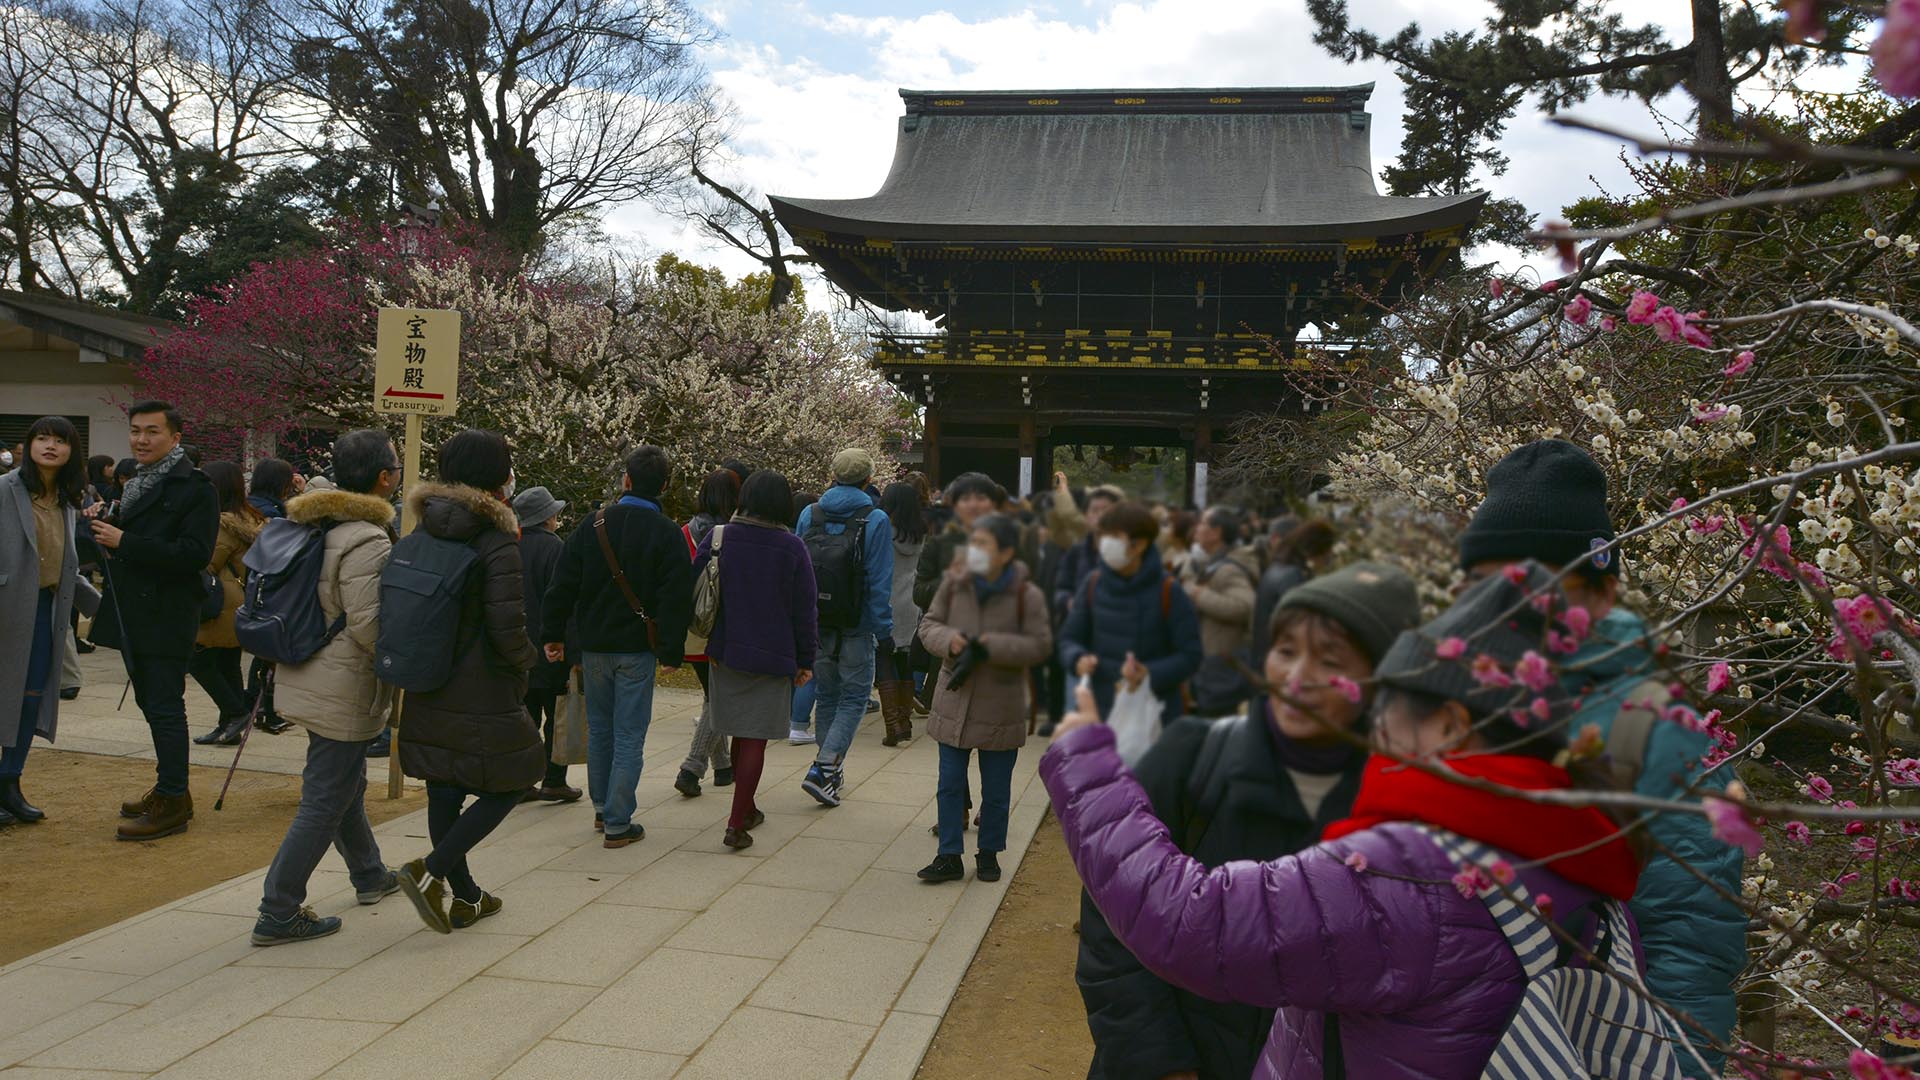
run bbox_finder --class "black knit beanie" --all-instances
[1458,439,1618,577]
[1278,562,1422,663]
[1374,560,1578,747]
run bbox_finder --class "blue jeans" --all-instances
[260,732,386,919]
[5,589,55,777]
[937,743,1016,855]
[810,630,875,765]
[582,651,656,831]
[790,679,817,731]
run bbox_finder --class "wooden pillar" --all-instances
[924,409,943,487]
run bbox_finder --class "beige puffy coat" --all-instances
[1181,547,1259,658]
[273,489,396,742]
[918,563,1052,752]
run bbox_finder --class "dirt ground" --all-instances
[916,809,1094,1080]
[0,749,426,966]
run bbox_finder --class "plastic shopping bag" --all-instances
[552,670,590,766]
[1105,677,1163,766]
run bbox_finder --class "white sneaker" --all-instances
[788,728,815,745]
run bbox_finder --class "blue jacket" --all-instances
[1563,608,1744,1077]
[1058,545,1203,724]
[795,484,895,640]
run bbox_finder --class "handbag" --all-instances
[687,525,724,654]
[198,568,225,623]
[552,668,590,766]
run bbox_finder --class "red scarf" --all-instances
[1323,754,1641,900]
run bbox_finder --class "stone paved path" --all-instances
[0,652,1052,1080]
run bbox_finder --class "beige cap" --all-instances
[832,448,875,485]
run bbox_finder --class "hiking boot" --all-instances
[787,728,815,746]
[722,827,754,849]
[449,892,502,929]
[917,854,965,883]
[251,907,342,947]
[116,790,192,841]
[603,824,646,849]
[975,852,1002,882]
[0,777,44,823]
[120,786,157,818]
[801,763,842,807]
[396,857,452,934]
[357,870,401,905]
[712,766,734,788]
[534,783,582,803]
[674,769,702,798]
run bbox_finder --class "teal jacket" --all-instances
[1564,608,1745,1078]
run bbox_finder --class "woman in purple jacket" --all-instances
[694,470,818,850]
[1042,562,1646,1079]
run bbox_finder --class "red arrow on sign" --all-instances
[382,388,446,400]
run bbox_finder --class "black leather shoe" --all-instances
[214,716,250,746]
[917,854,964,883]
[975,852,1002,882]
[0,778,39,823]
[59,687,79,700]
[192,726,225,745]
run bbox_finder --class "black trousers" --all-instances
[523,687,569,787]
[129,654,191,796]
[424,783,523,903]
[189,645,249,722]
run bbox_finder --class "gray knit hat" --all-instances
[1375,560,1578,745]
[1277,561,1421,663]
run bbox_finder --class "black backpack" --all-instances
[235,518,348,664]
[375,532,479,692]
[803,504,874,630]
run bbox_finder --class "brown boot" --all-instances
[116,790,193,841]
[878,680,913,746]
[120,786,193,820]
[119,786,157,819]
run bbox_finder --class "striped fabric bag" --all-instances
[1415,826,1692,1080]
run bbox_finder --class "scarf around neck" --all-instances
[1323,753,1641,900]
[119,444,186,517]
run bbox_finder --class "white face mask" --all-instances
[1189,542,1207,562]
[966,544,993,575]
[502,471,516,500]
[1098,535,1132,570]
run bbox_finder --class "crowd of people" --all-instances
[0,408,1745,1077]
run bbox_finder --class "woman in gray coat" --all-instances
[1,416,98,823]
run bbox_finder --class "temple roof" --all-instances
[770,86,1486,246]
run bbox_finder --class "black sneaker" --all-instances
[674,769,702,798]
[396,857,452,934]
[449,892,501,929]
[917,854,964,883]
[712,766,734,788]
[252,907,343,946]
[975,853,1002,882]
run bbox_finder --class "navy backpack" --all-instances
[235,518,346,664]
[374,532,478,692]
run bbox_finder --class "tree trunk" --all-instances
[1689,0,1735,132]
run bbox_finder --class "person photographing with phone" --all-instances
[1057,500,1202,734]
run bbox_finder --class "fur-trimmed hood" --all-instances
[409,481,519,542]
[286,488,396,529]
[220,510,266,545]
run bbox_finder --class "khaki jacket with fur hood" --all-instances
[196,510,265,648]
[273,488,397,743]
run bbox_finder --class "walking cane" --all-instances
[94,545,137,710]
[214,667,271,811]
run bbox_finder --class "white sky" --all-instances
[607,0,1865,299]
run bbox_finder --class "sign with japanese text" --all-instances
[374,308,460,415]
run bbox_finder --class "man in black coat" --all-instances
[87,401,218,841]
[539,446,694,846]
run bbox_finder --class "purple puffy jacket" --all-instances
[1042,724,1612,1079]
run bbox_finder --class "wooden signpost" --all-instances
[375,307,461,797]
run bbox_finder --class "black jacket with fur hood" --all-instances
[397,482,543,793]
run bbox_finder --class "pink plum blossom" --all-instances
[1489,277,1506,299]
[1724,350,1755,377]
[1515,650,1555,691]
[1807,774,1835,802]
[1785,821,1812,846]
[1471,655,1513,689]
[1873,0,1920,98]
[1626,290,1661,324]
[1329,676,1364,704]
[1344,851,1369,871]
[1599,315,1618,331]
[1706,661,1732,695]
[1435,636,1467,660]
[1703,796,1765,856]
[1564,295,1592,325]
